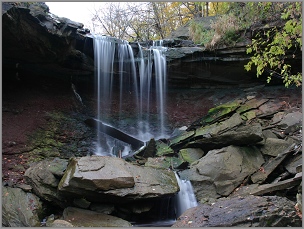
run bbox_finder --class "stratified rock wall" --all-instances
[2,2,93,86]
[2,2,263,90]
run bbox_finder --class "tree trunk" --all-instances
[85,118,145,150]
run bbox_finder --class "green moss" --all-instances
[169,130,195,147]
[58,158,77,189]
[179,148,204,163]
[240,110,257,121]
[156,141,175,156]
[200,100,242,125]
[26,111,91,164]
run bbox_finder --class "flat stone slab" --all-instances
[58,156,179,203]
[59,156,135,192]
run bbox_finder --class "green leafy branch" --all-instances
[244,2,302,87]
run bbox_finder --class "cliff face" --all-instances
[2,2,93,87]
[2,2,298,90]
[162,41,259,88]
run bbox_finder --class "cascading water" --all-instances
[174,172,198,218]
[93,35,115,155]
[93,35,168,156]
[151,41,167,137]
[137,40,168,140]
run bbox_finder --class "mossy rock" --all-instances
[200,100,243,125]
[2,187,44,227]
[194,113,243,138]
[145,156,185,169]
[169,130,195,148]
[156,140,175,156]
[241,110,257,121]
[236,98,269,114]
[179,148,205,163]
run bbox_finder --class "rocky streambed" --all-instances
[2,83,302,227]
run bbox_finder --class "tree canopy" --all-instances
[89,2,232,41]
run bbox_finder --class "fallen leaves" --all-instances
[259,167,266,173]
[295,204,302,219]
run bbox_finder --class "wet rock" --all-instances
[141,138,156,158]
[2,186,44,227]
[172,195,302,227]
[58,156,179,203]
[180,145,264,199]
[24,157,69,208]
[62,207,132,227]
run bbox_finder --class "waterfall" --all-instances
[92,35,168,156]
[93,35,115,155]
[137,41,168,140]
[174,172,198,218]
[151,41,167,137]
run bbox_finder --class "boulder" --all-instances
[180,145,264,200]
[58,156,179,203]
[50,219,74,227]
[259,138,294,156]
[179,148,205,163]
[183,122,264,152]
[277,111,302,134]
[62,156,136,191]
[171,100,269,151]
[2,186,44,227]
[62,207,132,227]
[73,198,91,209]
[24,157,69,208]
[89,203,115,214]
[172,195,302,227]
